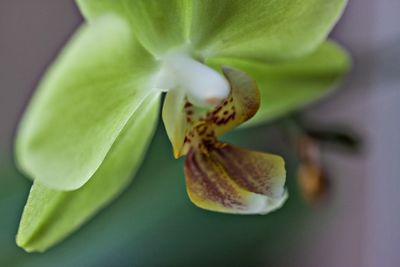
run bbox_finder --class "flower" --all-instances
[15,0,349,252]
[170,67,287,213]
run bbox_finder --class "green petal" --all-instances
[76,0,192,57]
[16,94,160,252]
[16,15,158,190]
[206,41,351,126]
[191,0,347,62]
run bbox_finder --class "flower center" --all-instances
[154,51,230,108]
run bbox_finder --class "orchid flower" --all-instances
[15,0,350,252]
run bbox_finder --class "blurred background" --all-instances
[0,0,399,266]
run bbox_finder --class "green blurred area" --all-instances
[0,122,314,267]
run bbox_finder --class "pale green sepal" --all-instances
[206,41,351,126]
[16,93,161,252]
[77,0,347,62]
[16,15,157,190]
[76,0,192,57]
[192,0,348,62]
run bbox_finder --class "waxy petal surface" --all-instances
[16,15,158,190]
[17,94,161,252]
[192,0,348,62]
[185,144,287,214]
[77,0,347,63]
[77,0,192,57]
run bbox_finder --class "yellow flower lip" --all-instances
[162,67,287,214]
